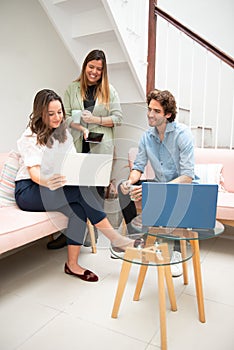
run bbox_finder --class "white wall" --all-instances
[0,0,78,151]
[158,0,234,57]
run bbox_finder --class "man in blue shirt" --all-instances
[118,89,194,276]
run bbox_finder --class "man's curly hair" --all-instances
[147,89,177,122]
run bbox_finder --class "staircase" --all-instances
[38,0,149,104]
[38,0,234,149]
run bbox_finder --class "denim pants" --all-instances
[15,180,106,245]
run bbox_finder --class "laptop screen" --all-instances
[142,183,218,229]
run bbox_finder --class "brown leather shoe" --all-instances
[47,233,67,250]
[64,263,99,282]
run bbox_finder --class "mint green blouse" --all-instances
[64,81,123,154]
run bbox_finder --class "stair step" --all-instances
[53,0,102,14]
[72,6,112,38]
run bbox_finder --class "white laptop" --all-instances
[54,152,113,186]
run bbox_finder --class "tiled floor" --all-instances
[1,230,234,350]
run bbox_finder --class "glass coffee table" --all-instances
[147,221,224,323]
[110,233,193,350]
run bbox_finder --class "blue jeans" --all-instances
[15,180,106,245]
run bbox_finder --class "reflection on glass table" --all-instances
[110,232,192,265]
[148,220,224,241]
[131,215,224,240]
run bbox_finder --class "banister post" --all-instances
[146,0,157,95]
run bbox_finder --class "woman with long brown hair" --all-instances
[15,89,136,282]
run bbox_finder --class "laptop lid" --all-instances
[54,152,113,186]
[142,183,218,229]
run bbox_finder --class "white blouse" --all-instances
[16,128,76,181]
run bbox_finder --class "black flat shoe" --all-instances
[47,233,67,250]
[64,263,99,282]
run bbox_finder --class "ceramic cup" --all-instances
[71,109,82,123]
[129,185,141,201]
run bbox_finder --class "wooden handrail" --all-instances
[146,0,157,94]
[154,5,234,69]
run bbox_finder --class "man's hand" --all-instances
[47,174,66,191]
[129,185,142,201]
[120,180,132,195]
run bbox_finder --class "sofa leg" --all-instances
[87,220,97,254]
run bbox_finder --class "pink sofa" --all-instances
[128,147,234,227]
[0,152,68,255]
[194,148,234,227]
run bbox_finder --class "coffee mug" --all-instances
[72,110,82,123]
[129,185,141,201]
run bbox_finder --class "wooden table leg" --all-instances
[164,264,177,312]
[112,243,177,350]
[159,243,177,312]
[133,234,156,301]
[180,240,189,285]
[111,259,132,318]
[133,265,148,301]
[134,244,176,350]
[190,239,206,323]
[158,265,167,350]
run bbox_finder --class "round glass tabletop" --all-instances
[110,233,193,266]
[131,215,225,241]
[147,221,224,241]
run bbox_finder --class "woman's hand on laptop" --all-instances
[47,174,66,191]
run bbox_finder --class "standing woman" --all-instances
[48,49,123,249]
[15,89,133,282]
[65,49,122,155]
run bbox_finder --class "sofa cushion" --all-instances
[195,148,234,192]
[0,207,68,254]
[0,207,67,235]
[217,192,234,221]
[0,150,19,207]
[194,163,225,191]
[0,153,9,170]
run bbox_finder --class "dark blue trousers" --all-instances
[15,180,106,245]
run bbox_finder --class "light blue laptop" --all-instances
[142,183,218,229]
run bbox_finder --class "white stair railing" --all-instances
[155,10,234,149]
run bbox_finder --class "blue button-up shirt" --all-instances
[132,122,194,182]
